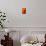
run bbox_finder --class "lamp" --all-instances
[22,8,26,14]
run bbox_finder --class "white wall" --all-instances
[0,0,46,27]
[0,1,46,46]
[32,0,46,27]
[0,0,31,27]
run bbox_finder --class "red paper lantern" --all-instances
[22,8,26,14]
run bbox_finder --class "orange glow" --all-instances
[22,8,26,14]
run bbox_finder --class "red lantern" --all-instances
[22,8,26,14]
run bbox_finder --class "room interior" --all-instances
[0,0,46,46]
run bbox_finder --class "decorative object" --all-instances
[5,29,10,33]
[0,28,13,46]
[0,10,6,28]
[1,32,13,46]
[5,29,10,36]
[22,8,26,14]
